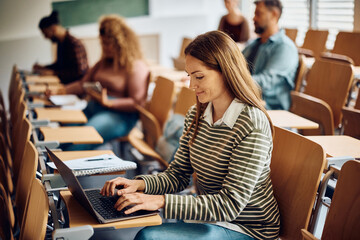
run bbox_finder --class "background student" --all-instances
[101,31,280,240]
[33,10,89,84]
[58,14,149,151]
[242,0,298,110]
[218,0,250,43]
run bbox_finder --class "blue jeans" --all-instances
[134,222,254,240]
[63,100,138,151]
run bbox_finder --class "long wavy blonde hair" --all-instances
[99,15,143,72]
[185,30,274,144]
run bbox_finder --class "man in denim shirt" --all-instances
[242,0,298,110]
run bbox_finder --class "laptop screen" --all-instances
[45,147,97,217]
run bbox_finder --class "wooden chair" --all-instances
[8,65,20,105]
[294,54,307,92]
[355,88,360,110]
[300,57,353,130]
[0,183,15,240]
[341,107,360,139]
[11,100,26,153]
[270,126,326,240]
[15,141,38,227]
[172,37,192,71]
[12,118,31,184]
[19,178,49,240]
[301,160,360,240]
[127,76,176,168]
[0,90,11,150]
[298,29,329,58]
[0,195,14,240]
[173,87,196,116]
[290,91,334,135]
[0,154,13,195]
[331,31,360,66]
[284,28,298,44]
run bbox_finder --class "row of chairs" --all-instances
[2,62,360,240]
[291,51,360,138]
[285,28,360,65]
[0,67,49,239]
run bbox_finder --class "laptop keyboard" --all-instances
[85,189,135,220]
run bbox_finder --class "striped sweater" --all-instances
[138,104,280,239]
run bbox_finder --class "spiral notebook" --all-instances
[47,154,137,176]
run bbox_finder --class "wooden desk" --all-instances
[268,110,319,129]
[28,83,64,93]
[306,135,360,158]
[26,75,60,84]
[40,126,103,144]
[34,108,87,124]
[60,191,162,229]
[53,150,125,175]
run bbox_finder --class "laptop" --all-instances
[45,147,159,224]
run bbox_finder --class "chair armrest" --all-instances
[35,141,60,149]
[320,52,355,65]
[301,229,319,240]
[53,225,94,240]
[298,48,315,58]
[27,102,44,109]
[31,119,50,127]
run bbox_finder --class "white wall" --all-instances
[0,0,227,108]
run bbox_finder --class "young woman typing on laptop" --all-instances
[101,31,280,240]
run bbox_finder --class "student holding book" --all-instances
[56,14,149,151]
[101,31,280,240]
[33,10,89,84]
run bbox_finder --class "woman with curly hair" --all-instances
[61,15,149,150]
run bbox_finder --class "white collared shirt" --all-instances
[203,98,245,128]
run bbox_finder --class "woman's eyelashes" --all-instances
[195,76,204,80]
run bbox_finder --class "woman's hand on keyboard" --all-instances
[114,193,165,214]
[100,177,145,197]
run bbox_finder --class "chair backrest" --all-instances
[147,76,175,131]
[293,54,307,92]
[301,29,329,58]
[290,91,334,135]
[341,107,360,139]
[19,178,49,240]
[321,160,360,239]
[137,105,162,150]
[8,66,20,104]
[0,195,14,240]
[174,87,196,116]
[270,126,326,240]
[332,31,360,66]
[304,57,353,127]
[10,88,24,128]
[0,154,13,195]
[285,28,298,43]
[15,141,38,227]
[0,91,11,149]
[178,37,192,60]
[355,88,360,110]
[13,118,31,184]
[0,183,15,239]
[11,100,26,149]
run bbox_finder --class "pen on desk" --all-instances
[86,157,113,161]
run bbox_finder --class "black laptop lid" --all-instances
[45,147,97,218]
